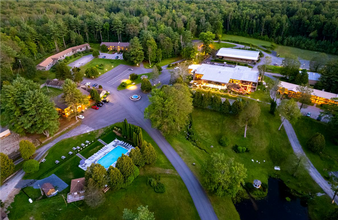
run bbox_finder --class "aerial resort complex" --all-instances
[3,1,338,220]
[79,139,134,170]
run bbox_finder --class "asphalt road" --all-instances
[79,64,218,220]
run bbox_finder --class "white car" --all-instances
[85,82,91,86]
[78,115,85,120]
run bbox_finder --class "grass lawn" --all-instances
[222,35,273,48]
[275,45,338,60]
[166,106,324,219]
[266,65,282,74]
[222,34,338,60]
[65,52,92,64]
[10,123,198,220]
[143,57,182,69]
[80,58,132,77]
[33,70,55,85]
[292,116,338,177]
[211,42,235,50]
[117,73,151,91]
[40,87,63,98]
[89,43,100,51]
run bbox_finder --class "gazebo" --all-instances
[253,179,262,189]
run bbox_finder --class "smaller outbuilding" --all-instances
[67,177,86,203]
[41,182,57,197]
[253,179,262,189]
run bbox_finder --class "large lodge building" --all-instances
[100,42,130,51]
[189,64,259,94]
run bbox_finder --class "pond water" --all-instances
[235,178,309,220]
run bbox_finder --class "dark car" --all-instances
[115,56,119,59]
[91,106,99,110]
[96,102,104,107]
[102,99,109,103]
[92,83,98,88]
[316,115,322,121]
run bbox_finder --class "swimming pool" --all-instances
[97,146,128,169]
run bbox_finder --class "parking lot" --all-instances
[99,52,123,60]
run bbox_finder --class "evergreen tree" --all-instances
[19,140,36,160]
[116,154,134,180]
[130,147,145,167]
[142,142,157,165]
[231,100,243,115]
[270,99,277,115]
[125,37,144,65]
[211,94,222,111]
[107,166,124,190]
[55,62,72,80]
[0,153,14,181]
[221,99,231,114]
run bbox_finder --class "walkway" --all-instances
[76,153,86,160]
[98,139,107,145]
[282,119,338,204]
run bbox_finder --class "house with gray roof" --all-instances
[216,48,260,64]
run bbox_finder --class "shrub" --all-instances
[92,49,100,58]
[147,178,157,187]
[141,78,152,93]
[85,67,99,78]
[154,182,165,193]
[286,197,291,202]
[120,82,127,88]
[219,136,228,147]
[232,145,248,153]
[307,132,325,153]
[156,64,162,71]
[23,159,39,174]
[19,140,36,160]
[129,73,138,81]
[100,44,108,52]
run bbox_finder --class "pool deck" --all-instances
[78,138,134,171]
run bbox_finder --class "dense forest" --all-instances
[1,0,338,86]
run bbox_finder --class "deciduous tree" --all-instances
[63,79,89,117]
[19,140,36,160]
[141,78,152,93]
[90,89,101,103]
[23,159,39,174]
[296,85,313,110]
[307,133,325,153]
[85,163,107,188]
[199,31,215,54]
[145,84,193,135]
[310,53,328,72]
[203,153,247,197]
[0,153,14,181]
[123,205,155,220]
[277,99,301,130]
[319,59,338,93]
[84,178,105,208]
[55,62,72,80]
[239,101,261,138]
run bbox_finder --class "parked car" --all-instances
[91,106,99,110]
[102,99,109,103]
[96,102,103,107]
[85,82,91,86]
[92,83,98,88]
[102,56,106,58]
[128,68,133,71]
[306,112,311,117]
[115,56,119,59]
[316,115,322,121]
[78,115,85,119]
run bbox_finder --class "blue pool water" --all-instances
[97,146,128,169]
[132,95,139,98]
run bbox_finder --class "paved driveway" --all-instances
[68,55,94,68]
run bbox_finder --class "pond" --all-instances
[235,178,309,220]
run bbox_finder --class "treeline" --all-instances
[1,0,338,85]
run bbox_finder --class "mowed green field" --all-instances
[293,116,338,177]
[40,87,63,98]
[166,106,324,220]
[80,58,131,76]
[10,124,199,220]
[222,34,338,60]
[211,42,235,50]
